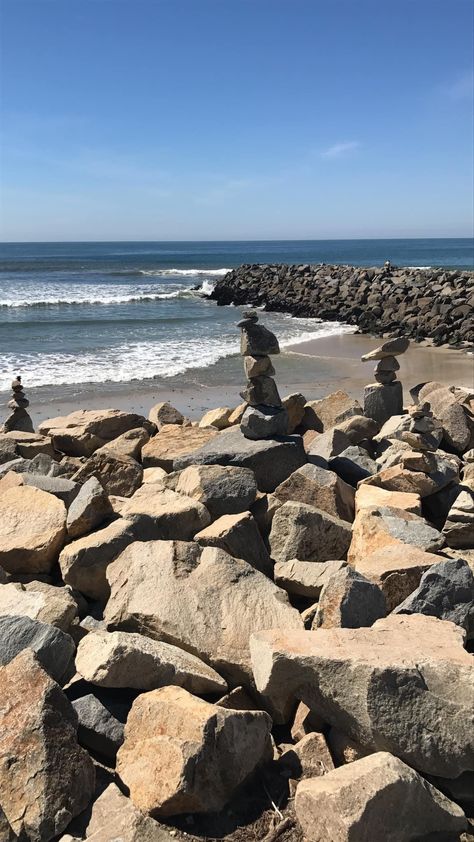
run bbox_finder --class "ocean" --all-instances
[0,238,472,394]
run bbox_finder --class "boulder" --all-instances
[348,505,445,566]
[21,473,79,506]
[0,650,95,841]
[227,402,247,425]
[364,381,403,425]
[39,408,152,457]
[116,686,272,816]
[240,404,289,440]
[291,702,325,742]
[244,355,275,378]
[141,425,218,470]
[361,337,410,360]
[326,727,370,765]
[334,414,380,444]
[0,430,55,460]
[194,511,272,575]
[75,630,227,694]
[393,557,474,638]
[84,783,174,841]
[352,544,443,611]
[142,466,167,484]
[0,615,75,685]
[240,376,281,407]
[0,485,66,574]
[105,542,303,684]
[295,752,467,842]
[250,614,474,777]
[72,694,125,762]
[120,487,210,541]
[443,488,474,549]
[418,383,473,453]
[198,407,232,429]
[59,518,137,601]
[307,428,352,466]
[274,559,346,598]
[0,435,19,465]
[303,391,363,433]
[173,426,306,492]
[269,501,352,564]
[148,401,184,430]
[282,392,306,433]
[274,463,355,522]
[66,477,113,539]
[0,470,24,495]
[94,427,150,461]
[240,322,279,356]
[279,732,334,779]
[313,566,387,629]
[329,445,377,486]
[361,458,458,498]
[175,464,257,517]
[355,484,421,515]
[0,581,77,632]
[72,452,143,497]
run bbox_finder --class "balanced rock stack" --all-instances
[2,375,34,433]
[362,337,409,424]
[238,310,289,440]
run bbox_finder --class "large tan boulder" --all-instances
[94,427,150,461]
[85,783,174,842]
[0,430,55,460]
[105,542,303,684]
[0,485,66,574]
[116,686,272,816]
[295,752,467,842]
[418,382,474,453]
[141,425,218,470]
[121,487,210,541]
[72,451,143,497]
[355,483,421,515]
[175,464,257,517]
[198,407,232,429]
[0,649,95,842]
[76,630,227,694]
[148,401,184,431]
[250,614,474,777]
[194,511,272,575]
[38,408,152,457]
[352,544,443,611]
[0,581,77,632]
[303,391,362,432]
[59,518,137,601]
[348,505,445,567]
[274,559,346,598]
[274,463,355,522]
[269,501,352,564]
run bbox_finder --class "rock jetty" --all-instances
[0,370,473,838]
[210,263,474,346]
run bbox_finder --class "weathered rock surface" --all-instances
[307,428,352,466]
[393,557,474,637]
[105,542,303,684]
[274,559,346,598]
[0,581,78,632]
[121,487,210,541]
[116,686,272,816]
[21,472,79,506]
[175,464,257,517]
[0,485,66,574]
[302,391,362,433]
[269,501,352,564]
[314,566,386,629]
[295,752,467,842]
[148,401,184,431]
[274,463,355,522]
[72,451,143,497]
[66,476,113,539]
[59,518,137,601]
[199,406,232,429]
[418,382,474,453]
[279,732,334,779]
[329,444,377,485]
[240,404,289,440]
[282,392,306,433]
[94,426,150,461]
[72,694,125,761]
[0,650,95,842]
[39,408,152,457]
[195,511,272,575]
[141,425,218,470]
[250,614,474,777]
[443,487,474,549]
[352,544,443,611]
[0,615,76,685]
[355,483,421,515]
[76,630,227,694]
[85,783,174,841]
[348,505,445,566]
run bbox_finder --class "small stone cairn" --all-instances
[361,337,409,424]
[2,375,34,433]
[238,310,288,440]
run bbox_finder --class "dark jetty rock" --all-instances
[210,263,474,347]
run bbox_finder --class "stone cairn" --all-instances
[237,310,288,440]
[2,375,34,433]
[361,337,410,424]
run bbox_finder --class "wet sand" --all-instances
[3,333,472,428]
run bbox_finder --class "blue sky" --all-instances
[0,0,473,241]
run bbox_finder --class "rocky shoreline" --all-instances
[210,263,474,347]
[0,322,474,841]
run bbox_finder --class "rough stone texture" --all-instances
[85,783,174,841]
[0,650,95,842]
[303,391,363,433]
[362,457,458,498]
[274,463,355,522]
[240,376,282,408]
[143,466,167,484]
[66,477,113,539]
[334,414,380,445]
[329,445,377,486]
[72,451,143,498]
[355,483,421,515]
[295,752,466,842]
[393,557,474,638]
[348,505,445,566]
[72,694,125,762]
[282,392,306,433]
[175,464,257,517]
[94,427,150,461]
[76,630,227,694]
[240,322,280,356]
[250,492,283,538]
[0,615,76,685]
[364,381,403,425]
[244,355,275,378]
[279,732,334,778]
[121,487,210,541]
[141,425,218,470]
[39,408,152,457]
[148,402,184,431]
[59,518,137,601]
[274,559,347,598]
[352,545,443,612]
[327,727,371,765]
[250,614,474,778]
[195,511,272,575]
[307,428,352,466]
[291,702,325,742]
[198,407,232,429]
[105,542,303,684]
[1,431,55,460]
[21,473,79,506]
[313,566,387,629]
[240,404,289,440]
[173,426,306,492]
[0,581,78,632]
[116,686,272,816]
[418,382,474,453]
[0,469,24,495]
[227,402,247,425]
[269,501,352,564]
[0,485,66,574]
[443,488,474,549]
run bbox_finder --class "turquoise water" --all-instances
[0,239,472,390]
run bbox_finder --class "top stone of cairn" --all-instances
[361,337,410,362]
[238,311,280,357]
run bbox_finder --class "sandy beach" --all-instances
[6,332,472,428]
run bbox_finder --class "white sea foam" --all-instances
[139,268,229,277]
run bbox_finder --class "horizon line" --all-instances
[1,235,473,245]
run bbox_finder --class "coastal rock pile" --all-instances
[0,378,473,840]
[210,263,474,346]
[1,376,34,434]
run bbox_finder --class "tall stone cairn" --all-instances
[361,337,410,424]
[2,375,34,433]
[238,310,289,440]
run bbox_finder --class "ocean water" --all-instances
[0,239,472,392]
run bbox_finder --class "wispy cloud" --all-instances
[321,141,360,159]
[442,71,474,101]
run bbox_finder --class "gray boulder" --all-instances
[66,476,113,539]
[314,566,387,629]
[22,473,79,506]
[0,615,75,685]
[269,501,352,563]
[72,693,125,761]
[307,428,352,467]
[175,464,257,517]
[274,559,346,598]
[274,463,355,522]
[240,404,289,441]
[329,445,377,486]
